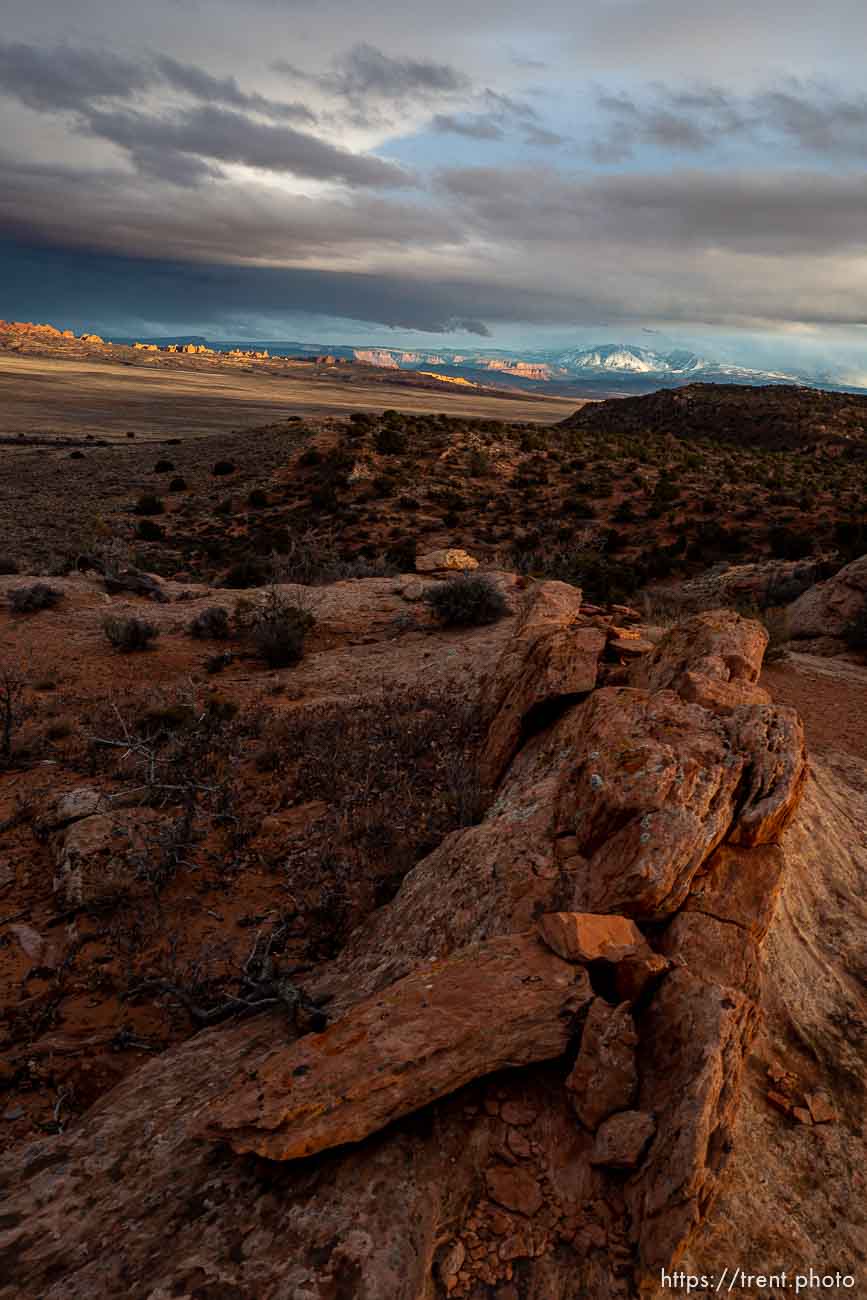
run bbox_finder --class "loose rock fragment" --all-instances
[590,1110,656,1169]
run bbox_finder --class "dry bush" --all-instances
[7,583,63,613]
[0,662,29,764]
[265,684,489,954]
[103,615,159,652]
[232,588,317,667]
[423,573,509,626]
[188,606,231,640]
[270,532,398,586]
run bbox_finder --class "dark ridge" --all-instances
[559,383,867,453]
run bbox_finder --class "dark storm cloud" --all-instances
[592,81,867,160]
[0,240,509,334]
[0,154,454,261]
[0,40,316,122]
[81,104,415,187]
[5,147,867,335]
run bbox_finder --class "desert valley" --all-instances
[0,317,866,1299]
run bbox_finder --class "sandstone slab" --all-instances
[660,911,762,1002]
[787,553,867,639]
[566,998,638,1130]
[628,969,760,1278]
[629,609,768,693]
[415,548,479,573]
[546,687,748,918]
[206,933,592,1160]
[679,671,772,716]
[479,581,603,786]
[608,635,654,658]
[686,842,786,942]
[537,911,648,964]
[727,705,807,845]
[36,786,110,836]
[53,809,161,908]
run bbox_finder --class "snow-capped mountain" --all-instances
[549,344,797,381]
[553,345,709,374]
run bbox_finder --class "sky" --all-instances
[2,0,867,376]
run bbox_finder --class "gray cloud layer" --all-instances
[0,41,313,120]
[0,40,413,188]
[592,81,867,161]
[82,105,413,187]
[2,10,867,343]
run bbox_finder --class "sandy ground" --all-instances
[761,651,867,762]
[0,354,580,442]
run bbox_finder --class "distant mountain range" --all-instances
[113,335,865,395]
[343,341,806,393]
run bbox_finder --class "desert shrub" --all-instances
[189,606,231,640]
[468,448,491,477]
[153,460,175,473]
[220,556,272,589]
[385,536,418,572]
[134,494,165,516]
[0,556,19,575]
[247,590,315,667]
[768,526,813,561]
[423,574,509,627]
[205,650,233,674]
[212,460,236,476]
[137,520,165,541]
[7,583,63,613]
[508,539,639,603]
[103,615,159,652]
[375,425,408,455]
[270,532,397,585]
[0,662,30,764]
[298,447,323,467]
[168,476,188,492]
[845,599,867,651]
[265,684,487,948]
[247,488,268,508]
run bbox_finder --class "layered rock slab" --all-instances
[479,580,605,786]
[206,932,593,1160]
[629,609,768,693]
[628,969,761,1279]
[787,551,867,639]
[537,911,649,964]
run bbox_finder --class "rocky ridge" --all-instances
[0,591,829,1300]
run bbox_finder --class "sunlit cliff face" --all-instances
[2,0,867,372]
